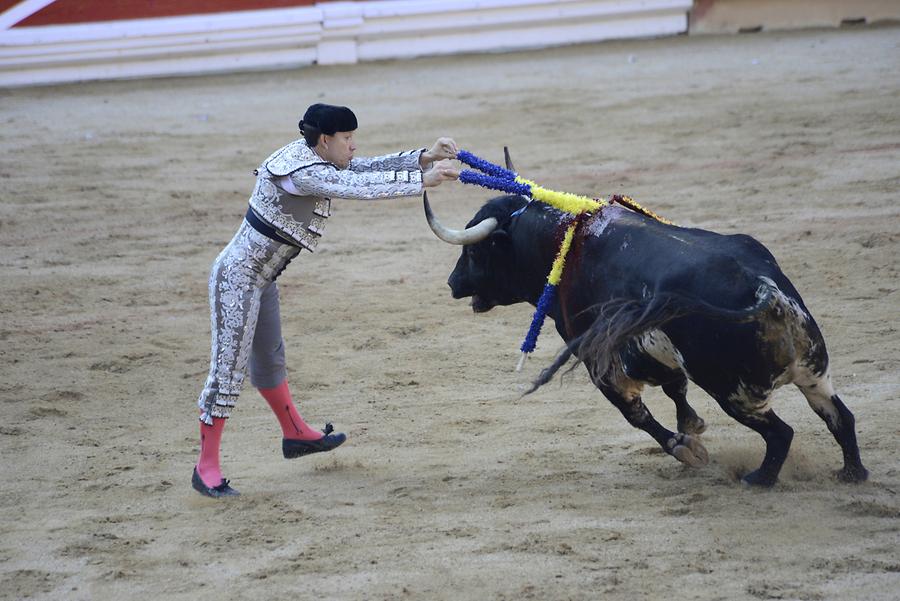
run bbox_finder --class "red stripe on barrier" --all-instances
[11,0,348,27]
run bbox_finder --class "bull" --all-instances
[424,150,867,487]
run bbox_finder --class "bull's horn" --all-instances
[424,192,498,245]
[504,146,516,172]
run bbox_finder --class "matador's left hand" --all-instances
[420,137,459,168]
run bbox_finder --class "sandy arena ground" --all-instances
[1,24,899,601]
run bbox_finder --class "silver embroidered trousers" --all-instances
[198,220,301,425]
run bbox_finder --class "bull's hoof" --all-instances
[740,469,777,488]
[835,464,869,483]
[666,433,708,467]
[678,415,707,436]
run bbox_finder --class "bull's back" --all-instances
[577,209,788,310]
[574,209,826,397]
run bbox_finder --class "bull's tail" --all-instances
[522,332,589,396]
[524,279,778,394]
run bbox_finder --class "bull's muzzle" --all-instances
[423,192,498,246]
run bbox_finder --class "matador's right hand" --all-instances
[423,159,460,188]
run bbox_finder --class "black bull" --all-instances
[424,184,867,487]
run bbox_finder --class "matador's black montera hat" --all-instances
[299,103,358,135]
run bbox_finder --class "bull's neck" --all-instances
[511,208,571,305]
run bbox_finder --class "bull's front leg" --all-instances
[591,363,708,468]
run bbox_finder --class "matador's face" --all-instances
[319,131,357,169]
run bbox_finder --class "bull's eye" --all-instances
[463,247,489,286]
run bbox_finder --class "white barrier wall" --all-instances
[0,0,692,87]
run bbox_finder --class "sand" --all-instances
[1,24,898,601]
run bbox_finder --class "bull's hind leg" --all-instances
[795,369,868,482]
[592,365,709,468]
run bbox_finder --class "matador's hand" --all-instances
[423,159,460,188]
[420,137,459,168]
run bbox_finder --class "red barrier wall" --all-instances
[5,0,352,27]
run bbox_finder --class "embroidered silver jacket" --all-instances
[248,138,425,251]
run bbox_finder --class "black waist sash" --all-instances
[245,207,300,248]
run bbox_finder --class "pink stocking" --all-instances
[196,417,226,487]
[259,380,323,441]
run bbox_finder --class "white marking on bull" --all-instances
[793,362,832,390]
[586,205,626,238]
[759,276,810,323]
[639,329,687,372]
[726,278,818,414]
[793,364,840,422]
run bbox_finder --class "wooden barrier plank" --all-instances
[690,0,900,34]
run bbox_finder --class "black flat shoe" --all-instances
[192,467,240,498]
[283,423,346,459]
